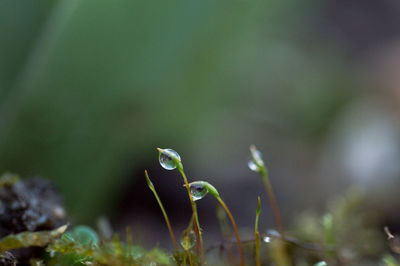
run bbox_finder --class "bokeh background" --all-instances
[2,0,400,250]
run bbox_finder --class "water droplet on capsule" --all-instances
[263,236,271,243]
[248,160,259,172]
[248,145,264,172]
[252,149,263,165]
[159,148,181,170]
[189,182,208,201]
[180,230,195,250]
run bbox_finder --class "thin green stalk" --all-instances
[261,169,291,266]
[216,197,244,266]
[255,196,261,266]
[145,170,178,250]
[178,168,206,262]
[249,145,290,265]
[260,171,284,238]
[187,250,193,266]
[181,215,195,266]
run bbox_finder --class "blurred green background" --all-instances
[2,0,400,248]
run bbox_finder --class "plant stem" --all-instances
[145,170,178,250]
[178,168,206,263]
[255,231,261,266]
[260,169,291,265]
[255,196,261,266]
[192,203,203,256]
[187,250,193,266]
[216,197,244,266]
[260,170,285,239]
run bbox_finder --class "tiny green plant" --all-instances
[173,213,200,266]
[187,181,245,266]
[145,170,178,250]
[248,145,284,237]
[157,148,206,262]
[180,218,196,266]
[322,213,334,246]
[254,196,261,266]
[248,145,290,265]
[0,145,391,265]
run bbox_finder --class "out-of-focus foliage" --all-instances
[291,189,385,265]
[0,0,355,222]
[46,232,172,266]
[0,225,67,252]
[0,223,174,266]
[3,1,400,263]
[382,254,400,266]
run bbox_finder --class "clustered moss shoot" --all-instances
[0,146,396,266]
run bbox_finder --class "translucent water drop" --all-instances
[248,145,265,172]
[263,236,271,243]
[64,225,99,247]
[158,148,181,170]
[189,182,208,201]
[252,149,263,165]
[248,160,259,172]
[180,230,195,250]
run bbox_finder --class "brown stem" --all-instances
[261,174,285,238]
[261,174,291,265]
[179,169,206,262]
[216,197,245,266]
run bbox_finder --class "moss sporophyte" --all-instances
[248,145,290,265]
[157,149,245,265]
[255,196,261,266]
[187,181,245,266]
[0,145,390,265]
[157,148,206,263]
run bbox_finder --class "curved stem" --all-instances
[261,173,285,239]
[145,170,178,250]
[179,169,206,262]
[260,171,290,265]
[192,203,204,256]
[216,197,244,266]
[255,196,261,266]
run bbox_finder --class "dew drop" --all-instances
[263,236,271,243]
[252,149,263,165]
[49,250,55,258]
[189,182,208,201]
[64,225,99,247]
[248,160,259,172]
[159,148,181,170]
[180,230,195,250]
[248,146,265,172]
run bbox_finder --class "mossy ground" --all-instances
[0,174,398,265]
